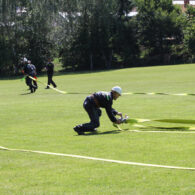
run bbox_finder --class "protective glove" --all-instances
[119,115,129,123]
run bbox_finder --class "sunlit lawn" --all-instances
[0,64,195,194]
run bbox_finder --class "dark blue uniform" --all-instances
[74,91,118,134]
[46,62,57,88]
[23,63,37,93]
[92,91,118,122]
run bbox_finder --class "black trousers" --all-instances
[33,79,37,88]
[26,75,37,87]
[47,74,56,87]
[26,76,36,92]
[79,97,101,132]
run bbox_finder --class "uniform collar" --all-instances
[110,91,114,100]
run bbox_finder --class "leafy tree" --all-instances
[0,0,60,74]
[60,0,139,70]
[136,0,183,65]
[113,0,139,67]
[0,0,195,74]
[0,0,18,75]
[183,6,195,61]
[61,0,117,70]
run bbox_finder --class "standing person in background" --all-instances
[45,58,57,89]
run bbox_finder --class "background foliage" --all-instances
[0,0,195,75]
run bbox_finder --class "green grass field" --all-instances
[0,64,195,194]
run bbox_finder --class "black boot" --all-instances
[33,85,37,92]
[30,88,34,93]
[73,125,85,135]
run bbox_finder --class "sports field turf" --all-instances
[0,64,195,194]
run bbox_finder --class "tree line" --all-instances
[0,0,195,75]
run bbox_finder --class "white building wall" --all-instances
[173,0,195,5]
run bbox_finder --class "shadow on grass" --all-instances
[77,128,130,136]
[20,92,32,95]
[87,129,121,135]
[75,126,195,136]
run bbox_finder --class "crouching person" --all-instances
[73,86,123,135]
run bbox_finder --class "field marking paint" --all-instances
[0,146,194,171]
[123,92,195,97]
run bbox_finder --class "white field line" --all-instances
[0,146,194,171]
[123,92,195,96]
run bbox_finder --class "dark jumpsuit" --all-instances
[77,91,118,132]
[30,64,38,89]
[46,62,57,88]
[24,64,37,93]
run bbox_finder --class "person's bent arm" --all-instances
[106,107,117,123]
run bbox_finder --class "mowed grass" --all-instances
[0,64,195,194]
